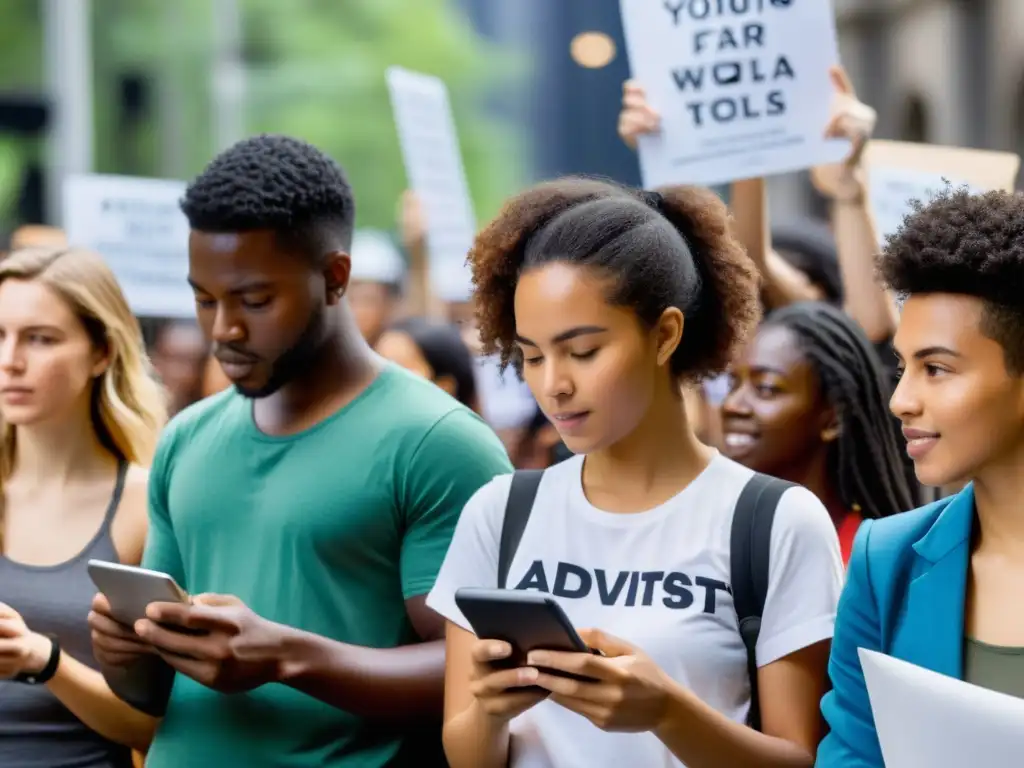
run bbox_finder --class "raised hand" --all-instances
[811,65,878,202]
[618,80,661,150]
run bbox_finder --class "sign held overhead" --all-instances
[620,0,847,186]
[386,67,476,303]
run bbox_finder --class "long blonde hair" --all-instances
[0,247,167,549]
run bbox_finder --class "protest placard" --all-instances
[386,66,475,302]
[864,141,1020,246]
[619,0,846,187]
[62,174,193,319]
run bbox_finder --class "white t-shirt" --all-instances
[427,453,844,768]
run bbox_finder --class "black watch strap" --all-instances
[14,637,61,685]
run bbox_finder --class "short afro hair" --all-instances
[470,176,761,381]
[181,134,356,258]
[879,186,1024,374]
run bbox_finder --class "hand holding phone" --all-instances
[454,588,602,689]
[87,560,189,628]
[466,636,552,723]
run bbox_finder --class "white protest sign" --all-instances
[860,648,1024,768]
[619,0,846,187]
[386,67,475,303]
[62,174,193,319]
[864,141,1021,247]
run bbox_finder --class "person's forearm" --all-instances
[48,654,158,752]
[276,629,446,718]
[442,700,510,768]
[729,178,816,308]
[762,251,822,308]
[400,237,448,321]
[655,682,814,768]
[729,178,770,272]
[401,237,431,318]
[832,197,898,342]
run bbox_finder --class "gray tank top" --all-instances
[0,461,133,768]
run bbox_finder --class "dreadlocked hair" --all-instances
[764,302,917,519]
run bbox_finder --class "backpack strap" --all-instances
[497,470,544,590]
[730,472,795,731]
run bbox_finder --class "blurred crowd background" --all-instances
[6,0,1024,243]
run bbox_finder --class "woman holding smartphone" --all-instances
[0,247,166,767]
[427,178,844,768]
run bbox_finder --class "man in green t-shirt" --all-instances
[88,135,512,766]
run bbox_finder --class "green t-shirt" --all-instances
[141,363,512,767]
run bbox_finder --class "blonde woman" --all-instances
[0,247,166,767]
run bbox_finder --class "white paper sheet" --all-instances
[618,0,847,187]
[860,648,1024,768]
[386,66,475,302]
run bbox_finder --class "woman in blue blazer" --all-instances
[816,187,1024,765]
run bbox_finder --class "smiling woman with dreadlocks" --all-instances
[721,301,918,563]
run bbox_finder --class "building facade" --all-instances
[828,0,1024,193]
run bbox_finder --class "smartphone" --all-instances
[87,560,189,628]
[454,587,601,684]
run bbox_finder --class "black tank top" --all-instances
[0,460,133,768]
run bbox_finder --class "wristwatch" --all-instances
[14,636,61,685]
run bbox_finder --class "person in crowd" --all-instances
[87,134,511,768]
[348,228,407,347]
[817,188,1024,764]
[376,317,479,412]
[148,320,207,415]
[618,66,904,462]
[429,177,844,768]
[721,301,917,564]
[0,246,166,767]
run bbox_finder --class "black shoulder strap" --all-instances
[497,470,544,590]
[730,472,795,731]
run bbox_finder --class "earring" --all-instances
[821,425,841,442]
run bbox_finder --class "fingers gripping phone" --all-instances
[454,587,603,686]
[87,560,190,629]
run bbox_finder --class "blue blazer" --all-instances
[815,485,975,767]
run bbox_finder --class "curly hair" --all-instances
[470,177,761,380]
[764,302,918,519]
[879,186,1024,373]
[180,134,356,257]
